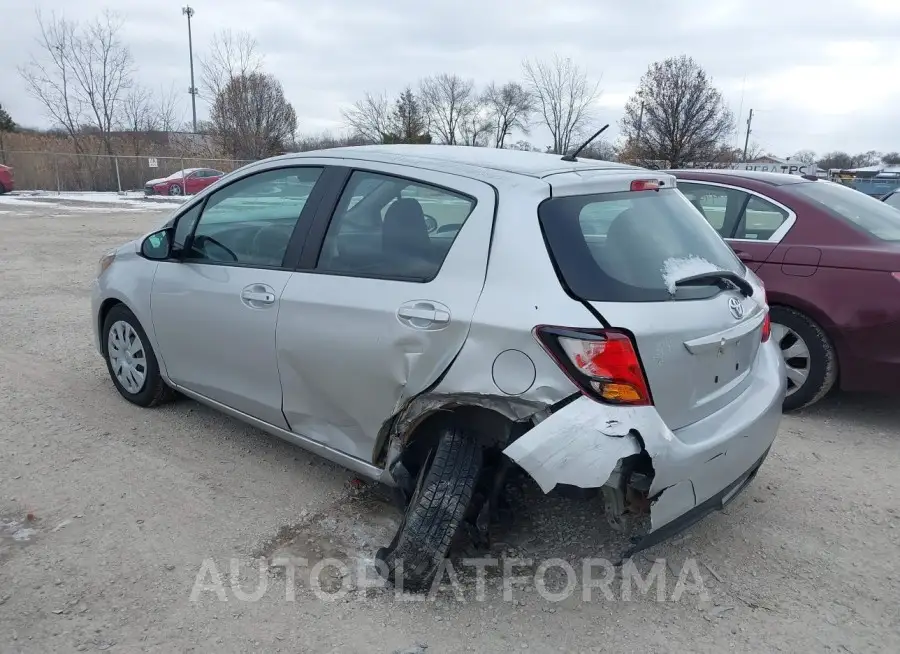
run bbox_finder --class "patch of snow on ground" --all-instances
[661,255,722,295]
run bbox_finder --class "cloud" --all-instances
[2,0,898,156]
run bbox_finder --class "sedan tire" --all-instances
[102,304,174,408]
[168,184,183,196]
[770,306,837,411]
[376,422,482,592]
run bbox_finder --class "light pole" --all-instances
[182,5,198,133]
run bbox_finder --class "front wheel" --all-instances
[168,184,183,196]
[770,306,837,411]
[376,422,482,592]
[102,304,174,407]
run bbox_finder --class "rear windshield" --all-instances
[538,188,744,302]
[791,181,900,241]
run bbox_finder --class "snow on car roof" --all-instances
[165,168,202,180]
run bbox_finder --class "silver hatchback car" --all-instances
[92,145,785,590]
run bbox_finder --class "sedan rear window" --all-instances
[539,188,744,302]
[791,181,900,241]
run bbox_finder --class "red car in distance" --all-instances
[0,164,14,194]
[672,169,900,410]
[144,168,224,196]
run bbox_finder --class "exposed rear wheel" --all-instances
[376,422,482,592]
[770,306,837,411]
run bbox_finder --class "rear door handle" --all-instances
[397,301,451,329]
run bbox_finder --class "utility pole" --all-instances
[182,5,198,133]
[742,108,754,162]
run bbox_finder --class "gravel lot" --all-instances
[1,201,898,653]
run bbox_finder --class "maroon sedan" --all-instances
[144,168,224,196]
[0,163,13,194]
[672,169,900,410]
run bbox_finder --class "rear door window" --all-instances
[735,196,790,240]
[316,170,475,281]
[677,182,749,236]
[539,188,744,302]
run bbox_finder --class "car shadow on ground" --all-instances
[791,391,899,433]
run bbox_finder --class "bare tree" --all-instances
[577,139,617,161]
[120,85,156,154]
[210,72,297,159]
[522,56,600,154]
[200,30,263,102]
[791,149,817,165]
[19,12,86,152]
[459,106,493,147]
[817,151,853,171]
[68,10,133,155]
[341,92,392,143]
[882,152,900,165]
[155,83,182,133]
[483,81,534,148]
[419,73,476,145]
[620,55,734,168]
[19,10,133,157]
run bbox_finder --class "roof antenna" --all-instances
[560,124,610,162]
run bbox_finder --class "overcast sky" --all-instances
[3,0,899,157]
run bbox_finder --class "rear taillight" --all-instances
[760,290,771,342]
[534,326,652,405]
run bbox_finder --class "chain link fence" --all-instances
[0,151,255,193]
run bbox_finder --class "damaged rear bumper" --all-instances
[503,339,785,556]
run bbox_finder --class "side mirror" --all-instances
[140,228,173,260]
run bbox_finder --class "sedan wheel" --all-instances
[771,322,810,397]
[168,184,183,196]
[769,306,837,411]
[108,320,147,394]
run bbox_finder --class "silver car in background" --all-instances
[91,145,785,590]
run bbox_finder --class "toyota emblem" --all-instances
[728,297,744,320]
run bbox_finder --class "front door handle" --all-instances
[242,291,275,303]
[733,250,753,262]
[241,284,276,307]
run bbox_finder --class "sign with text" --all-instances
[148,157,158,168]
[730,161,816,176]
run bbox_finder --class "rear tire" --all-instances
[102,304,174,407]
[770,306,837,411]
[376,422,482,592]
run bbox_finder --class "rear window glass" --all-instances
[791,181,900,241]
[539,188,744,302]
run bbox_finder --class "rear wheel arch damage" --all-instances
[373,392,666,590]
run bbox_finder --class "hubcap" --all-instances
[169,184,182,195]
[107,320,147,394]
[771,322,811,397]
